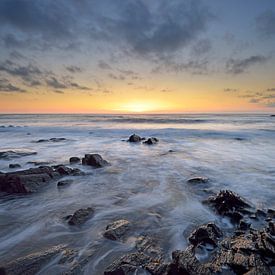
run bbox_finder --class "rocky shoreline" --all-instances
[0,134,274,274]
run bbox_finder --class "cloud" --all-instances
[98,60,112,70]
[66,66,82,73]
[256,10,275,38]
[69,82,90,90]
[226,55,268,74]
[46,77,67,89]
[192,39,212,56]
[224,88,238,92]
[108,73,125,80]
[53,90,64,94]
[0,78,26,93]
[267,88,275,92]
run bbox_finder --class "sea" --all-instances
[0,113,274,273]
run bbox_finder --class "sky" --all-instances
[0,0,275,113]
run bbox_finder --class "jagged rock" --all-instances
[82,154,109,168]
[103,219,130,241]
[0,149,37,160]
[69,157,80,164]
[187,177,209,184]
[57,179,73,187]
[188,222,222,247]
[135,235,164,259]
[206,190,251,222]
[128,134,142,142]
[0,245,72,275]
[143,137,159,145]
[67,207,94,225]
[9,163,21,169]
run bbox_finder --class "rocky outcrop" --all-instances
[82,154,110,168]
[143,137,159,145]
[0,166,83,193]
[0,149,37,160]
[127,134,143,142]
[103,219,130,241]
[67,207,94,225]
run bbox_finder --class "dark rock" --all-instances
[69,157,80,164]
[9,163,21,169]
[239,220,251,231]
[68,207,94,225]
[143,137,159,145]
[267,209,275,219]
[206,190,251,222]
[0,149,37,160]
[57,179,73,187]
[0,245,71,275]
[135,235,164,259]
[270,114,275,117]
[128,134,142,142]
[187,177,209,184]
[235,137,245,141]
[104,219,130,241]
[0,165,83,193]
[27,161,51,166]
[82,154,109,168]
[188,222,222,247]
[35,138,67,143]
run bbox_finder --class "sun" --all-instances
[114,101,160,113]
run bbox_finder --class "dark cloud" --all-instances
[108,73,125,81]
[46,77,67,89]
[192,39,212,56]
[53,90,64,94]
[69,82,90,90]
[0,78,26,93]
[98,61,112,70]
[226,55,268,74]
[66,66,82,73]
[256,10,275,38]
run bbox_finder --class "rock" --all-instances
[35,138,67,143]
[104,252,166,275]
[69,157,80,164]
[9,163,21,169]
[68,207,94,225]
[206,190,251,222]
[103,219,130,241]
[188,222,222,247]
[135,235,164,259]
[82,154,109,168]
[0,149,37,160]
[0,165,83,193]
[143,137,159,145]
[128,134,142,142]
[0,245,71,275]
[270,115,275,117]
[57,179,73,187]
[187,177,209,184]
[27,161,51,166]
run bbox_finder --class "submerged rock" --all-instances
[0,149,37,160]
[103,219,130,241]
[0,245,72,275]
[9,163,21,169]
[67,207,94,225]
[128,134,143,142]
[57,179,73,187]
[35,137,67,143]
[143,137,159,145]
[69,157,80,164]
[188,222,222,247]
[187,177,209,184]
[27,161,51,166]
[82,154,109,168]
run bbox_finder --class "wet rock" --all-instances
[103,219,130,241]
[35,137,67,143]
[69,157,80,164]
[9,163,21,169]
[0,245,70,275]
[187,177,209,184]
[0,149,37,160]
[167,247,212,275]
[57,179,73,187]
[188,222,222,247]
[128,134,142,142]
[206,190,251,222]
[135,235,164,259]
[27,161,51,166]
[82,154,109,168]
[143,137,159,145]
[0,165,83,193]
[68,207,94,225]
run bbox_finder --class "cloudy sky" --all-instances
[0,0,275,113]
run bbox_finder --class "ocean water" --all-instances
[0,113,274,273]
